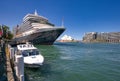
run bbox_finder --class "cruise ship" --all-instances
[11,10,65,45]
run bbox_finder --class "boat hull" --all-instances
[10,28,65,46]
[24,63,42,68]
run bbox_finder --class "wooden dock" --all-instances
[0,42,25,81]
[0,43,15,81]
[6,55,15,81]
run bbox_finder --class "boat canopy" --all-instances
[17,43,37,50]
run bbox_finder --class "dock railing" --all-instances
[7,44,24,81]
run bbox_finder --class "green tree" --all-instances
[0,25,13,40]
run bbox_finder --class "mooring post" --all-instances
[15,54,24,81]
[10,48,14,60]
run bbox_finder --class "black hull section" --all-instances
[10,28,65,46]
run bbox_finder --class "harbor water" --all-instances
[25,42,120,81]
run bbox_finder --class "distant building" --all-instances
[59,35,74,42]
[83,32,120,43]
[83,32,97,42]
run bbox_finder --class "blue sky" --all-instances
[0,0,120,40]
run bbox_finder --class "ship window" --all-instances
[28,45,30,47]
[23,45,26,48]
[19,45,22,48]
[22,49,39,56]
[33,50,39,55]
[29,49,39,56]
[31,45,33,47]
[22,51,29,57]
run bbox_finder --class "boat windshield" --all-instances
[22,49,39,57]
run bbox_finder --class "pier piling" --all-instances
[15,55,24,81]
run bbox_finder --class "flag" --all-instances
[0,31,2,36]
[0,25,3,37]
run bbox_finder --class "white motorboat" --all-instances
[17,42,44,68]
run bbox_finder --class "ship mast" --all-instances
[62,17,64,27]
[34,9,38,16]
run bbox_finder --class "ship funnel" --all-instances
[34,10,38,15]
